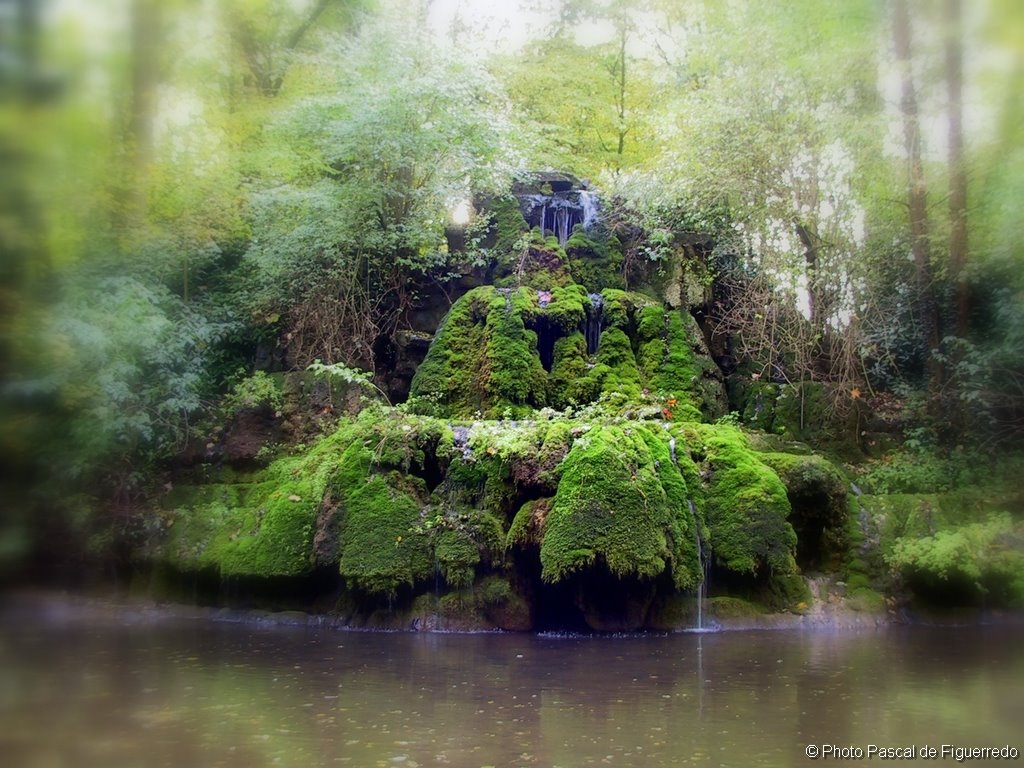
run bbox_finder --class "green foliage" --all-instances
[23,274,228,491]
[485,195,530,262]
[887,514,1024,607]
[223,371,283,416]
[242,16,520,365]
[857,446,998,495]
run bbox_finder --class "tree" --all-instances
[945,0,969,339]
[892,0,942,389]
[244,15,521,369]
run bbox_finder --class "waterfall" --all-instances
[579,190,599,229]
[555,206,571,246]
[585,293,604,355]
[688,498,709,632]
[515,181,600,248]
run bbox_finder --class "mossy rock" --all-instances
[765,573,813,611]
[760,452,849,569]
[409,286,547,417]
[565,228,624,291]
[412,285,725,418]
[687,423,798,576]
[334,441,433,595]
[704,596,768,619]
[539,423,702,590]
[847,587,886,612]
[476,575,533,631]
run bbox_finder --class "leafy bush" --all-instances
[887,513,1024,606]
[222,371,282,416]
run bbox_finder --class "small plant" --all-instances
[223,371,283,416]
[307,359,391,406]
[716,411,742,426]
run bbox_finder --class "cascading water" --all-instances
[516,176,601,248]
[585,293,604,355]
[688,498,708,632]
[670,432,710,632]
[579,190,600,229]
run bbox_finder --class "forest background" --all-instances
[0,0,1022,579]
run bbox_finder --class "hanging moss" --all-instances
[408,288,490,415]
[507,497,552,548]
[333,441,433,596]
[600,288,640,329]
[548,333,597,408]
[483,291,548,413]
[572,327,642,401]
[545,283,590,332]
[688,423,797,576]
[539,424,700,588]
[409,286,547,418]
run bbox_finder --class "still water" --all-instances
[1,603,1022,768]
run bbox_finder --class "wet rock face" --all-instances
[511,172,600,247]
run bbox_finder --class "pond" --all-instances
[1,600,1021,767]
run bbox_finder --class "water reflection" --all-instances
[1,603,1021,767]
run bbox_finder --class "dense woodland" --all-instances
[1,0,1022,627]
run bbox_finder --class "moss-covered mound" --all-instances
[686,423,798,576]
[150,407,844,629]
[538,424,703,589]
[409,284,726,419]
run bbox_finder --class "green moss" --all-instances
[483,290,548,412]
[334,441,432,595]
[508,498,551,548]
[545,283,589,332]
[434,527,481,588]
[548,333,597,408]
[847,587,886,612]
[761,452,849,566]
[739,380,780,432]
[565,228,624,291]
[487,195,528,260]
[474,574,533,630]
[593,327,643,399]
[599,289,637,329]
[705,596,768,618]
[421,504,506,588]
[651,311,703,418]
[408,288,490,415]
[409,286,546,418]
[539,424,700,588]
[688,423,797,576]
[774,381,828,439]
[765,573,812,611]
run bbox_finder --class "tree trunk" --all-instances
[946,0,969,338]
[129,0,160,179]
[892,0,942,385]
